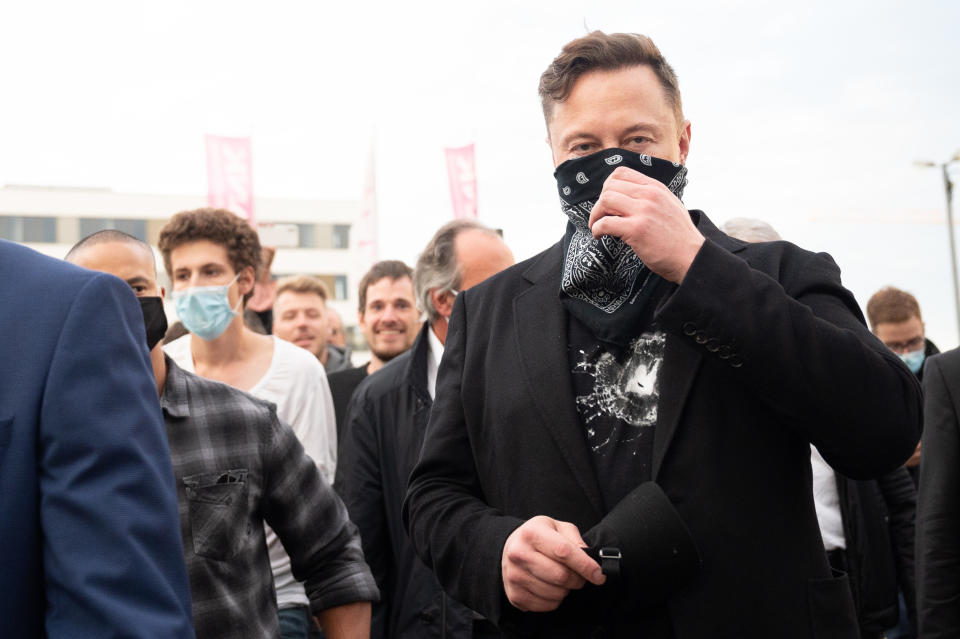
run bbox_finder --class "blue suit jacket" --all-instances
[0,240,194,638]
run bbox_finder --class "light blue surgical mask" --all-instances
[173,273,242,340]
[899,348,925,375]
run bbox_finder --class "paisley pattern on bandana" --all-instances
[561,198,649,314]
[555,149,687,314]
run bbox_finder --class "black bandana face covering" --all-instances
[139,296,168,351]
[554,149,689,345]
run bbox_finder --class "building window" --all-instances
[0,216,57,243]
[332,225,350,249]
[79,218,147,241]
[334,275,348,300]
[0,217,14,240]
[297,224,316,248]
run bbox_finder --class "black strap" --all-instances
[584,546,622,584]
[598,547,622,582]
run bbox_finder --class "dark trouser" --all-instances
[278,605,320,639]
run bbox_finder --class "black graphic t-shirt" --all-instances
[568,314,665,510]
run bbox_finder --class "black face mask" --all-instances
[553,148,689,345]
[139,297,168,351]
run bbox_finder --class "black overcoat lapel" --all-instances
[511,218,745,502]
[652,332,702,480]
[513,243,605,519]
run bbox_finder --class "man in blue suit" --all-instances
[0,239,194,638]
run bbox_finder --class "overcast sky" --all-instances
[3,0,960,345]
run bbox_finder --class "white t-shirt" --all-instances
[165,334,338,609]
[810,445,846,551]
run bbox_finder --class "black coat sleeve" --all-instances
[403,292,525,627]
[917,351,960,637]
[340,389,391,639]
[655,239,921,478]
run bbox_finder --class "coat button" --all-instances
[695,330,708,344]
[706,339,720,352]
[718,345,732,359]
[730,355,743,368]
[682,321,697,336]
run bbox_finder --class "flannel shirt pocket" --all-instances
[183,469,251,561]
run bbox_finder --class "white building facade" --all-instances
[0,184,367,350]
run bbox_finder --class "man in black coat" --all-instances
[403,31,921,638]
[340,220,514,639]
[329,260,419,494]
[831,468,917,637]
[917,348,960,637]
[724,222,919,638]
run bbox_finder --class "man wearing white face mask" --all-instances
[336,220,513,639]
[159,208,340,639]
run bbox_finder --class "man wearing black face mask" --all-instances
[65,231,173,387]
[403,32,922,639]
[66,230,378,639]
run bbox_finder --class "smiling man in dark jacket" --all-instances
[338,220,513,639]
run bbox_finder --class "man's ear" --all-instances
[678,120,692,165]
[357,310,366,329]
[430,289,455,319]
[237,265,256,297]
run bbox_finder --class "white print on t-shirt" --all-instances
[574,331,664,452]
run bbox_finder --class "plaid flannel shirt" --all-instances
[161,356,378,639]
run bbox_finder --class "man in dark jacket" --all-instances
[338,220,513,639]
[830,469,917,638]
[917,347,960,637]
[328,260,419,478]
[723,224,919,638]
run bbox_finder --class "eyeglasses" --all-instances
[882,336,925,354]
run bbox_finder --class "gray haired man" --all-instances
[336,220,513,639]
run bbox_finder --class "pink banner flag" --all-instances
[445,144,478,219]
[206,135,255,223]
[353,145,379,267]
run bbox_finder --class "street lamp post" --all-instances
[916,152,960,337]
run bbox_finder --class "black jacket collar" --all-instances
[395,321,434,404]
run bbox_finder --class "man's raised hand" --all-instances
[588,166,705,284]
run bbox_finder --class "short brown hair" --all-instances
[358,260,413,313]
[158,208,262,302]
[538,31,682,128]
[275,275,329,302]
[866,286,923,329]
